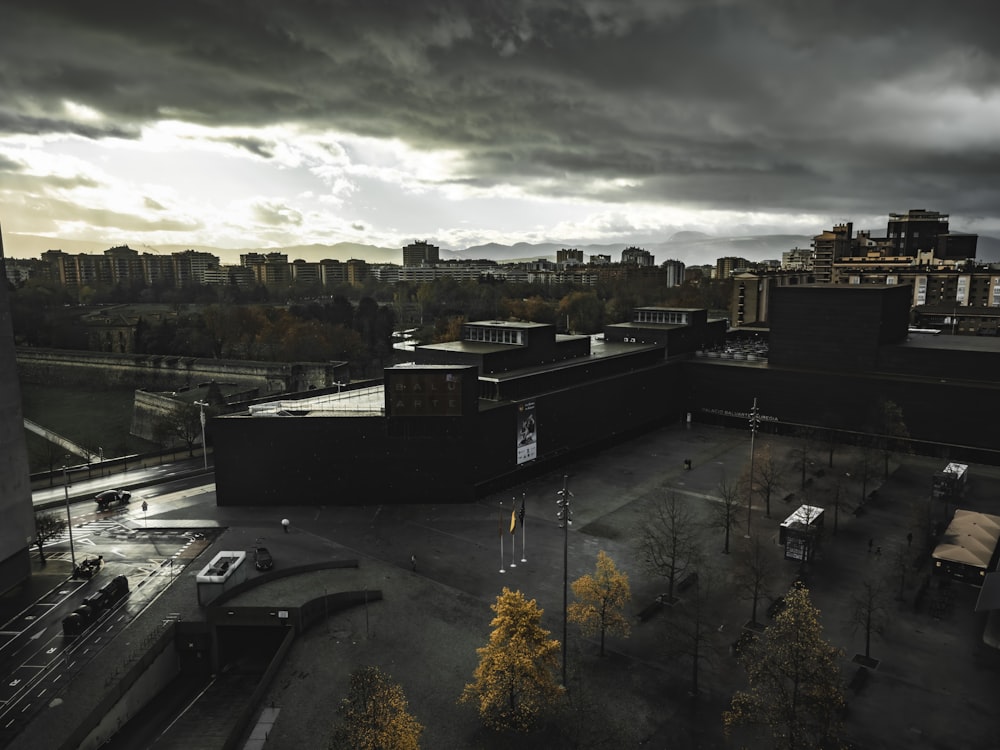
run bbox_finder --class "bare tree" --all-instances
[788,428,816,490]
[638,490,699,603]
[713,474,742,554]
[736,536,774,628]
[33,511,66,564]
[874,398,910,480]
[829,471,852,536]
[661,575,720,699]
[753,444,783,519]
[849,579,890,664]
[854,443,880,508]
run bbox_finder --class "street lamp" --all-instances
[194,400,208,470]
[556,475,573,689]
[61,464,77,571]
[745,397,760,538]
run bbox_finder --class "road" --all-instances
[0,471,218,744]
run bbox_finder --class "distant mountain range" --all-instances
[6,232,1000,267]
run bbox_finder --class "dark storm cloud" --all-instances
[3,0,999,223]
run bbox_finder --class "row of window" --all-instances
[633,310,689,325]
[465,327,524,345]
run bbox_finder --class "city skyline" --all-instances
[3,3,1000,256]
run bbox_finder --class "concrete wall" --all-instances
[15,348,348,393]
[212,361,684,506]
[0,242,34,596]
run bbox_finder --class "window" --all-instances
[465,326,523,345]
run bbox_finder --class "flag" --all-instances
[510,509,517,534]
[519,497,526,524]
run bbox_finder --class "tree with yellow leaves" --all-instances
[460,587,563,732]
[330,666,423,750]
[723,584,846,750]
[568,550,632,657]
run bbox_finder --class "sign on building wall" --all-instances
[516,401,537,464]
[386,370,464,417]
[957,275,969,304]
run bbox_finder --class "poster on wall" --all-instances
[516,401,537,464]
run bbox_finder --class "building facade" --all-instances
[0,228,37,595]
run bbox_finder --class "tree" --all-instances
[788,428,816,490]
[754,443,783,518]
[662,574,718,699]
[874,398,910,480]
[712,474,742,554]
[637,490,699,602]
[557,290,604,333]
[724,584,846,750]
[854,443,880,508]
[849,579,890,664]
[33,511,66,564]
[736,536,774,628]
[460,587,563,732]
[330,666,423,750]
[568,550,632,657]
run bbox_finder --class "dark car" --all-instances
[95,489,131,511]
[253,546,273,571]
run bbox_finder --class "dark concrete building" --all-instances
[212,287,1000,507]
[0,228,37,595]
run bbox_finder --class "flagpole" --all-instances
[499,502,506,573]
[520,492,527,563]
[510,498,517,568]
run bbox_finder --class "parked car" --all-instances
[94,489,131,511]
[253,546,273,571]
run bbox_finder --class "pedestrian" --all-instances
[410,554,416,572]
[907,532,913,547]
[868,538,873,554]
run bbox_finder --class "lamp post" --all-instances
[62,465,77,571]
[745,397,760,538]
[556,475,573,689]
[194,400,208,470]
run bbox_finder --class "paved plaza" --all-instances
[6,421,1000,749]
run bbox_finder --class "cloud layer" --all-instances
[2,1,999,253]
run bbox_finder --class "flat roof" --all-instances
[466,320,551,329]
[245,385,386,417]
[894,333,1000,355]
[781,504,824,527]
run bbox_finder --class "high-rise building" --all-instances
[621,247,655,266]
[0,224,37,596]
[402,240,440,267]
[662,259,686,287]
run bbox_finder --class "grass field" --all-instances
[19,384,157,473]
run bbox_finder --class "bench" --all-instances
[849,665,870,693]
[677,571,698,593]
[637,599,664,623]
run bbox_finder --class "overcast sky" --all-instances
[2,1,999,256]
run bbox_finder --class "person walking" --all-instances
[410,554,417,572]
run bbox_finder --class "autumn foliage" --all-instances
[568,550,632,656]
[723,584,846,750]
[460,587,563,732]
[330,666,423,750]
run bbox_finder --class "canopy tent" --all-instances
[932,510,1000,584]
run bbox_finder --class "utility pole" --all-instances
[194,400,208,470]
[62,464,76,570]
[556,475,573,689]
